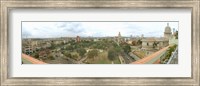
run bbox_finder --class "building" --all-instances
[141,23,171,51]
[38,49,51,60]
[164,23,172,39]
[141,37,168,50]
[23,46,33,55]
[76,36,81,43]
[118,32,122,43]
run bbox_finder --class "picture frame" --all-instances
[0,0,199,85]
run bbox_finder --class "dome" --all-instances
[164,23,171,33]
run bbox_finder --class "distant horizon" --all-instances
[22,36,168,39]
[22,22,178,38]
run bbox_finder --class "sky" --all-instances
[22,22,178,38]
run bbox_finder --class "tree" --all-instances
[34,53,39,58]
[122,44,131,53]
[132,41,137,46]
[63,51,72,58]
[77,48,86,57]
[65,45,73,51]
[137,39,142,45]
[48,55,55,60]
[87,49,98,60]
[49,43,56,49]
[114,46,121,53]
[91,44,98,49]
[164,44,177,62]
[61,41,65,45]
[71,54,79,60]
[107,49,118,61]
[175,31,178,39]
[153,42,157,48]
[112,42,118,47]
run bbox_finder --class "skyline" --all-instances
[22,22,178,38]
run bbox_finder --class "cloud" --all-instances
[54,22,86,37]
[144,31,163,37]
[62,23,85,33]
[120,25,142,36]
[56,22,68,28]
[22,22,178,38]
[22,27,32,38]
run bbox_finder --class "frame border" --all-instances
[1,0,199,85]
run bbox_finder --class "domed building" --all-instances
[141,37,169,51]
[141,23,171,51]
[164,23,172,39]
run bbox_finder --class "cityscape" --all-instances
[22,22,178,64]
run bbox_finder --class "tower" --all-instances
[118,32,121,38]
[141,34,144,39]
[164,23,172,39]
[76,36,80,43]
[118,32,121,43]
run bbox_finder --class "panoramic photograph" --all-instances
[22,22,178,64]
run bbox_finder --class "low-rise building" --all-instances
[141,37,168,51]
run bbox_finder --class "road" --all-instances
[77,57,87,64]
[120,51,135,64]
[62,53,88,64]
[129,52,141,61]
[63,56,79,64]
[131,46,169,64]
[167,46,178,64]
[22,54,47,64]
[118,55,126,64]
